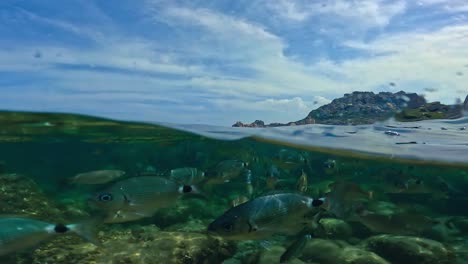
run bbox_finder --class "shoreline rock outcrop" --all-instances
[233,91,466,127]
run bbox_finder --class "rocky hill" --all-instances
[233,91,466,127]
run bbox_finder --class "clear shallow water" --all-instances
[0,111,467,264]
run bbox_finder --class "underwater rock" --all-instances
[164,218,208,232]
[317,218,353,240]
[258,245,305,264]
[364,235,456,264]
[0,173,62,221]
[299,239,389,264]
[31,225,235,264]
[0,173,89,222]
[152,199,224,229]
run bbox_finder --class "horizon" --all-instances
[0,0,467,126]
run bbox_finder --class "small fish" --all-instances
[358,211,438,235]
[272,149,307,171]
[89,176,198,223]
[323,159,336,169]
[323,181,373,219]
[69,170,126,185]
[0,216,96,256]
[207,160,248,184]
[296,170,308,193]
[169,167,205,185]
[231,195,250,207]
[208,193,325,240]
[244,169,254,197]
[265,165,280,190]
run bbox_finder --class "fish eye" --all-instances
[98,193,113,202]
[222,222,233,231]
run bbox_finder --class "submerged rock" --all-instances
[0,173,88,222]
[317,218,353,240]
[299,239,389,264]
[364,235,456,264]
[31,225,235,264]
[0,173,61,221]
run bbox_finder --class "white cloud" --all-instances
[340,24,468,102]
[1,1,467,126]
[266,0,407,29]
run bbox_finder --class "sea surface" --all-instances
[0,111,467,264]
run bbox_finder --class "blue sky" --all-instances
[0,0,467,125]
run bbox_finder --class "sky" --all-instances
[0,0,467,126]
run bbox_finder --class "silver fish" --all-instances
[208,193,325,240]
[69,170,126,185]
[169,167,205,185]
[207,160,248,184]
[89,176,197,223]
[0,217,96,256]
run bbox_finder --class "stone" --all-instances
[299,239,389,264]
[318,218,353,239]
[464,95,468,111]
[31,226,236,264]
[363,235,456,264]
[258,245,305,264]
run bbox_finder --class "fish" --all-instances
[168,167,205,185]
[265,165,281,190]
[206,160,248,184]
[244,169,254,197]
[89,176,198,223]
[357,211,439,235]
[0,216,96,256]
[323,181,373,219]
[231,195,250,207]
[69,170,126,185]
[272,149,307,171]
[296,170,308,193]
[208,193,325,240]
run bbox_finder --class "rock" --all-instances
[258,245,305,264]
[299,239,389,264]
[0,173,64,222]
[232,120,266,128]
[31,226,236,264]
[464,95,468,111]
[363,235,456,264]
[233,91,432,127]
[317,218,353,239]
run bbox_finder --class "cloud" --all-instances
[0,1,467,126]
[266,0,407,29]
[340,24,468,102]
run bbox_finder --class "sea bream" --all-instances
[89,176,198,223]
[69,170,126,185]
[208,193,325,240]
[168,167,205,185]
[0,216,96,256]
[206,160,248,184]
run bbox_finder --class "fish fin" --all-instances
[67,219,101,246]
[280,234,312,263]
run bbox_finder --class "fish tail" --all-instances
[67,219,101,246]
